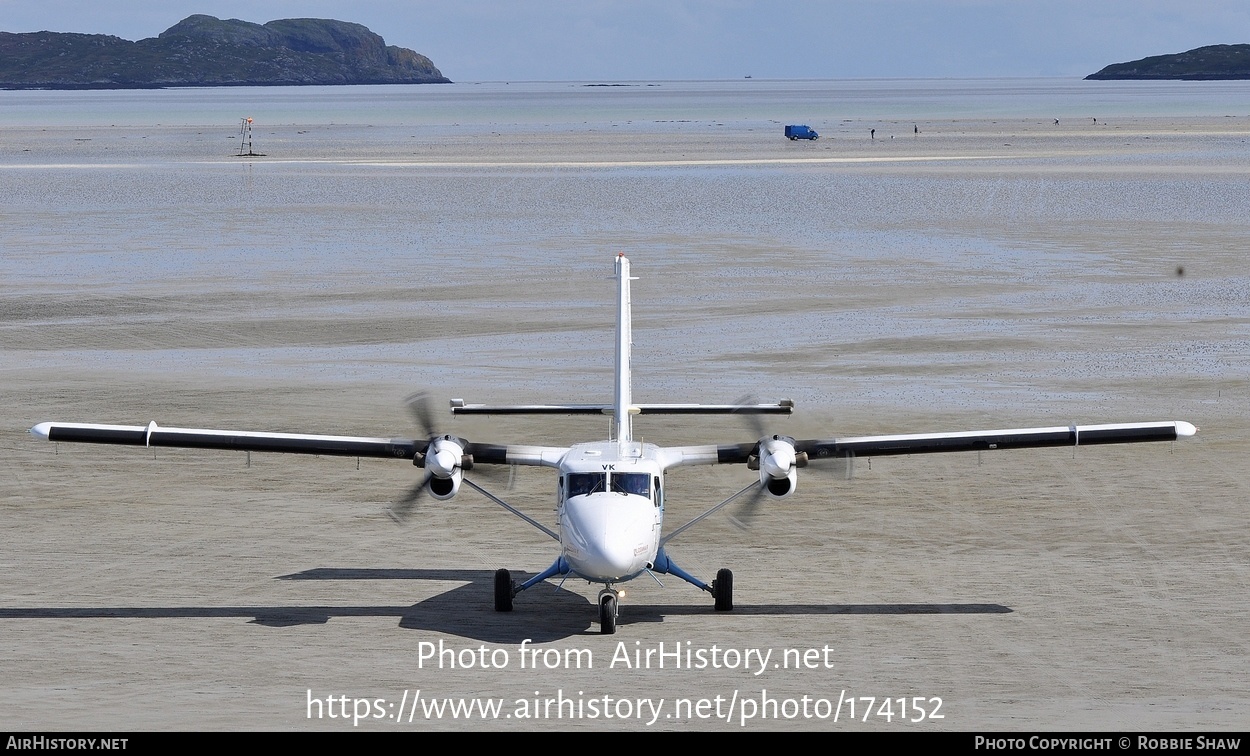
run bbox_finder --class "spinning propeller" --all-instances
[388,392,514,523]
[727,397,806,529]
[387,392,470,522]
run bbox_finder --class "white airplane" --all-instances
[31,254,1197,634]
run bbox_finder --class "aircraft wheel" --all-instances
[494,568,513,612]
[713,568,733,611]
[599,594,618,634]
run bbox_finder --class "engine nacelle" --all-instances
[760,465,797,498]
[749,435,805,499]
[416,435,468,500]
[427,469,462,501]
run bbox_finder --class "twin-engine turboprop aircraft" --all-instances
[31,254,1197,633]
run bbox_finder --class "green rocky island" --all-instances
[1086,44,1250,80]
[0,14,449,89]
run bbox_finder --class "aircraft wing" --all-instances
[30,421,569,468]
[31,421,422,459]
[796,421,1197,460]
[668,420,1197,467]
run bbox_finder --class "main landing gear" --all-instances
[712,568,733,611]
[493,557,732,634]
[494,568,514,612]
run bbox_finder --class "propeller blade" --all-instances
[404,391,438,440]
[387,471,431,523]
[729,396,780,528]
[732,394,767,443]
[727,482,768,530]
[469,463,518,491]
[391,392,442,523]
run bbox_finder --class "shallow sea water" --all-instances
[2,79,1249,418]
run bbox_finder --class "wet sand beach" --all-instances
[1,83,1247,730]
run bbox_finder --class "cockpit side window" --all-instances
[611,472,651,498]
[566,472,606,497]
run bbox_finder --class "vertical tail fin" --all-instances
[614,254,637,443]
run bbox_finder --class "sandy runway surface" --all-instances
[1,109,1247,730]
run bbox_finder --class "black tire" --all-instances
[494,568,513,612]
[713,568,733,611]
[599,594,617,634]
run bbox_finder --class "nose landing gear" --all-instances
[598,587,620,634]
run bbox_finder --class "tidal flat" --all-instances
[1,80,1247,730]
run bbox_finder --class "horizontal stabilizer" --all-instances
[450,399,794,416]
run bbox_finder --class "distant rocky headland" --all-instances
[1086,44,1250,80]
[0,14,450,89]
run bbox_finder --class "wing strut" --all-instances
[460,477,560,541]
[660,481,760,546]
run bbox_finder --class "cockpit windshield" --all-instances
[566,472,606,497]
[565,472,652,499]
[611,473,651,498]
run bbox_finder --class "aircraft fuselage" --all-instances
[557,441,664,583]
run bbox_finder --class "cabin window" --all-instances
[611,472,651,498]
[566,472,606,497]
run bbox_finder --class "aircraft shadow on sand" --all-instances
[0,567,1010,644]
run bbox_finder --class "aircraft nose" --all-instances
[563,494,653,580]
[582,527,647,577]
